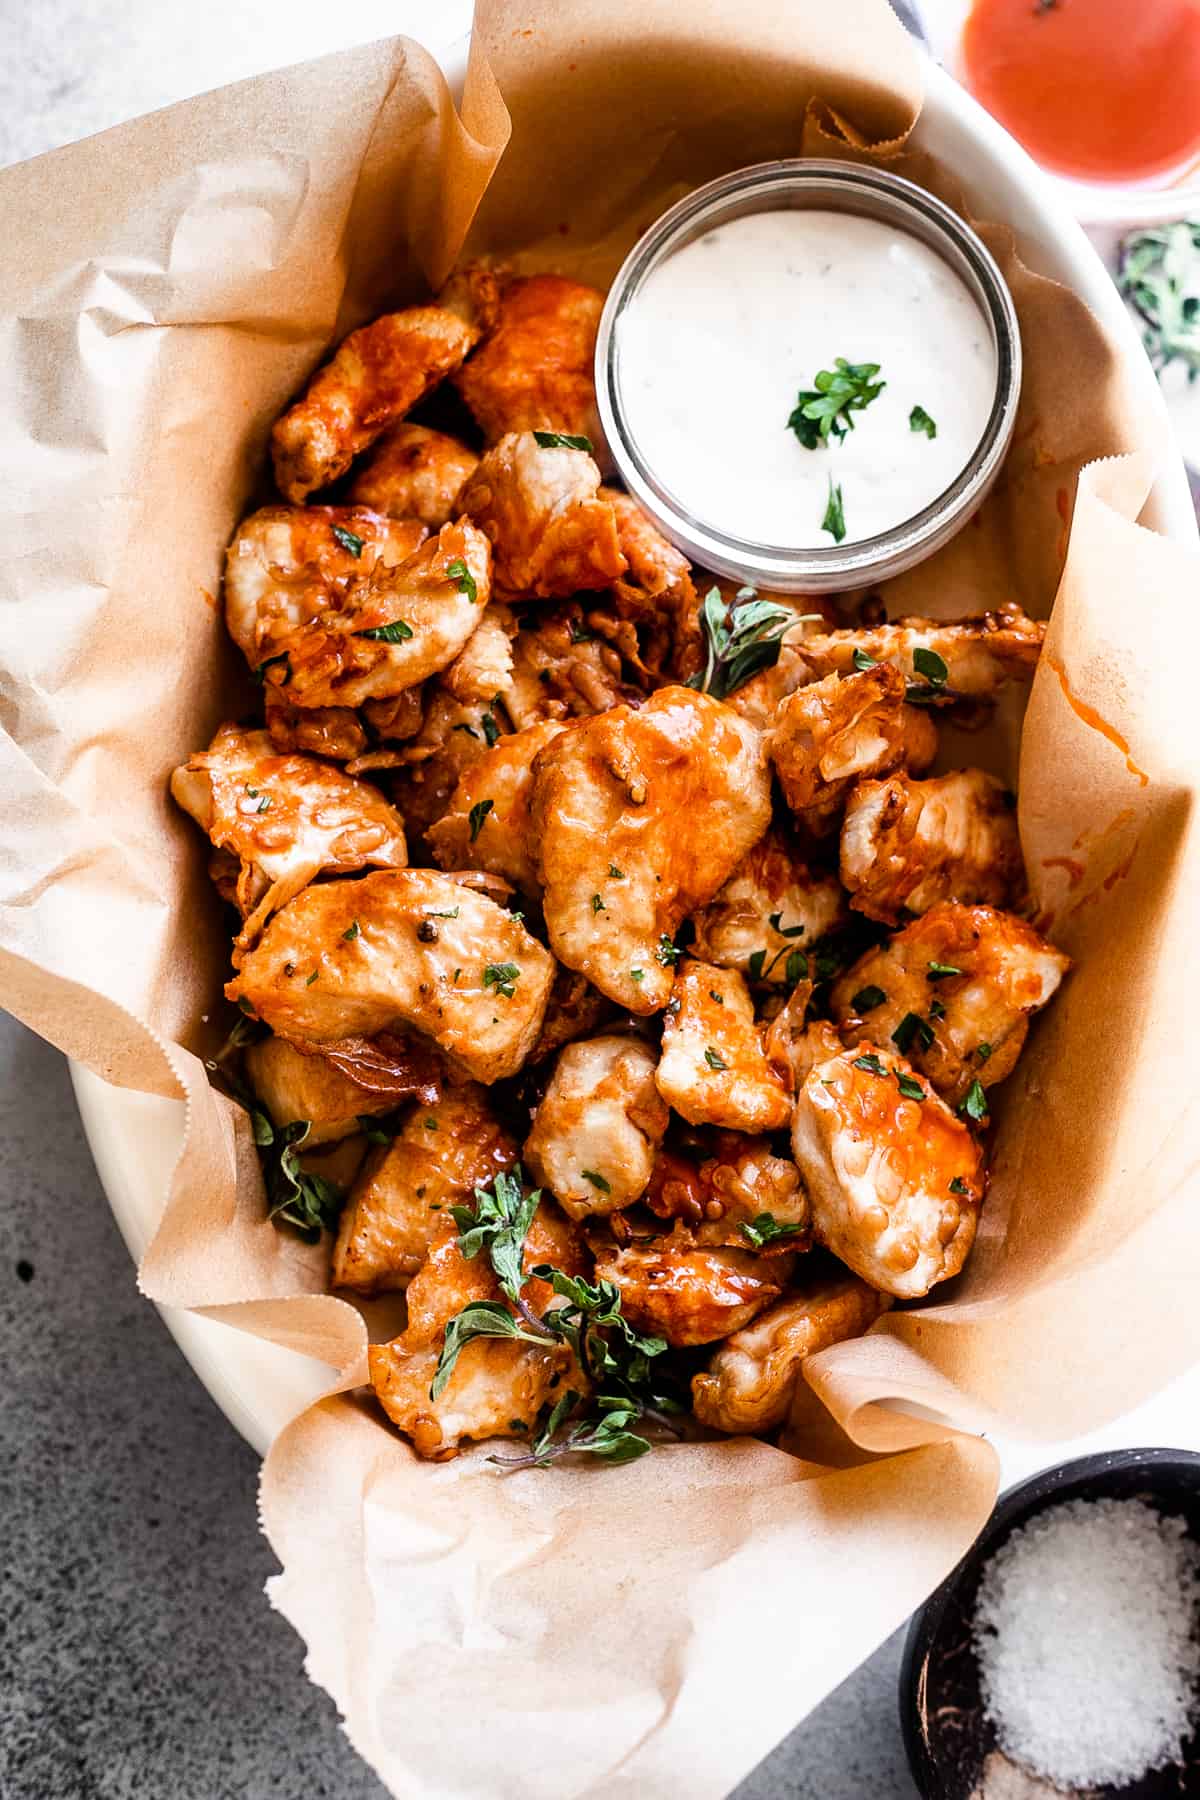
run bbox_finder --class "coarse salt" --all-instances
[971,1495,1200,1789]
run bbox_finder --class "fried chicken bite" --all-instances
[656,961,790,1134]
[590,1236,792,1347]
[766,666,938,837]
[797,603,1044,697]
[528,967,616,1063]
[762,986,844,1094]
[524,1035,668,1219]
[831,902,1069,1105]
[332,1084,518,1294]
[791,1042,985,1299]
[451,273,604,447]
[504,605,638,727]
[384,691,497,837]
[264,522,492,711]
[346,423,479,527]
[271,288,487,504]
[169,723,407,951]
[690,829,848,986]
[438,603,515,707]
[604,489,702,681]
[530,686,772,1013]
[691,1272,890,1435]
[226,869,555,1085]
[840,768,1025,925]
[456,432,626,598]
[644,1133,809,1252]
[368,1199,588,1459]
[426,719,564,893]
[224,504,427,675]
[263,690,368,763]
[243,1034,399,1147]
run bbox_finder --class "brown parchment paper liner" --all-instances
[0,1,1198,1793]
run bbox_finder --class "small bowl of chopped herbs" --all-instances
[899,1447,1200,1797]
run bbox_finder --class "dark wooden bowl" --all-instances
[899,1448,1200,1797]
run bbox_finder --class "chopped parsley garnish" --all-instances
[432,1302,548,1400]
[305,970,320,986]
[582,1169,611,1193]
[852,647,877,672]
[481,709,501,747]
[453,722,480,738]
[927,960,962,980]
[591,894,606,914]
[704,1047,728,1071]
[787,358,885,449]
[236,995,257,1017]
[568,619,593,644]
[896,1072,926,1102]
[356,618,413,643]
[909,405,938,439]
[630,968,645,983]
[426,907,460,919]
[482,961,521,999]
[687,585,815,702]
[608,865,625,879]
[447,1167,540,1309]
[656,935,682,968]
[331,523,364,557]
[532,430,593,452]
[892,1011,935,1055]
[958,1079,989,1122]
[906,646,951,705]
[254,651,291,686]
[709,989,724,1004]
[851,985,887,1012]
[739,1213,805,1250]
[255,794,272,813]
[853,1053,888,1077]
[976,1042,993,1062]
[261,1119,345,1242]
[929,998,947,1021]
[768,910,805,939]
[468,798,494,842]
[1118,221,1200,381]
[748,938,809,985]
[821,477,846,544]
[445,557,477,603]
[342,920,360,941]
[425,1116,439,1131]
[949,1176,970,1196]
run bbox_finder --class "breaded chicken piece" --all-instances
[224,504,428,674]
[298,1029,444,1106]
[791,1042,985,1299]
[762,987,844,1094]
[604,489,702,681]
[530,686,772,1013]
[716,594,840,729]
[368,1199,588,1459]
[766,665,938,837]
[590,1236,792,1347]
[332,1085,518,1294]
[346,423,479,527]
[267,522,491,711]
[226,869,555,1085]
[690,829,848,985]
[263,690,368,763]
[832,902,1069,1105]
[169,723,407,950]
[656,961,790,1134]
[691,1273,890,1435]
[504,606,636,727]
[271,286,487,503]
[457,432,626,598]
[243,1034,399,1147]
[451,273,603,446]
[439,603,515,707]
[524,1035,668,1219]
[644,1133,809,1252]
[840,768,1025,924]
[426,719,564,893]
[528,968,615,1064]
[797,603,1044,696]
[385,691,498,837]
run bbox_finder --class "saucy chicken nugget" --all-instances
[791,1042,985,1299]
[656,961,791,1134]
[525,1035,668,1219]
[369,1199,588,1459]
[438,603,515,707]
[767,665,939,837]
[346,423,479,528]
[427,719,565,893]
[590,1236,792,1347]
[263,691,368,763]
[457,431,627,598]
[224,504,428,675]
[267,521,491,711]
[797,603,1044,696]
[170,723,407,951]
[385,691,499,837]
[841,767,1024,924]
[226,869,555,1085]
[271,290,486,504]
[692,1274,890,1436]
[530,686,772,1013]
[604,488,702,680]
[451,273,604,446]
[690,828,847,985]
[504,606,637,726]
[832,902,1069,1105]
[332,1084,518,1295]
[528,968,615,1064]
[243,1034,400,1147]
[644,1134,809,1252]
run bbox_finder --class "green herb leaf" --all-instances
[478,709,501,748]
[426,907,460,919]
[787,358,886,449]
[431,1300,546,1400]
[452,722,480,739]
[896,1072,926,1102]
[912,646,949,685]
[568,619,593,644]
[768,910,806,940]
[785,949,807,986]
[1118,221,1200,380]
[821,477,846,544]
[582,1169,611,1193]
[357,1113,395,1147]
[853,1052,888,1077]
[253,651,291,686]
[687,584,813,702]
[450,1166,541,1303]
[445,556,478,603]
[483,961,521,999]
[264,1120,344,1243]
[852,647,877,672]
[608,865,625,879]
[468,798,494,843]
[748,949,767,981]
[949,1175,970,1196]
[892,1012,935,1055]
[342,920,360,942]
[704,1046,728,1071]
[909,405,938,439]
[356,618,413,643]
[976,1042,993,1062]
[958,1078,989,1123]
[851,984,887,1012]
[305,970,320,987]
[927,961,962,980]
[591,894,606,915]
[929,997,947,1020]
[532,430,594,452]
[739,1212,805,1250]
[656,935,681,968]
[331,523,365,557]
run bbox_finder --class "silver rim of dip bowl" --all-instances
[594,159,1022,594]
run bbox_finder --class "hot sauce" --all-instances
[962,0,1200,186]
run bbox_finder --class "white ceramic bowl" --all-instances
[71,47,1199,1461]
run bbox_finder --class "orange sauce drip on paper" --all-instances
[1045,654,1149,786]
[963,0,1200,186]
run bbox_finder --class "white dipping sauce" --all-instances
[615,210,998,549]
